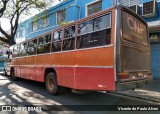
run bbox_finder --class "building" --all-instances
[16,0,160,79]
[16,0,113,43]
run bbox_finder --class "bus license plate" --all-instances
[137,72,143,77]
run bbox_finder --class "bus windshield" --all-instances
[122,11,148,46]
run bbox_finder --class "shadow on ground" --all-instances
[0,74,159,114]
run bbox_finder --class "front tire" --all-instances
[45,72,63,95]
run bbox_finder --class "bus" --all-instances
[6,5,152,95]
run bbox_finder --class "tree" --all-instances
[0,0,9,44]
[0,0,55,45]
[0,0,9,18]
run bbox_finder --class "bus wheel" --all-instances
[45,72,62,95]
[11,68,18,81]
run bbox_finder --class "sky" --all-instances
[0,0,61,35]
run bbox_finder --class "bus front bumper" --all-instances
[116,77,153,91]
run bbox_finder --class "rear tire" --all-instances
[45,72,63,95]
[11,68,18,81]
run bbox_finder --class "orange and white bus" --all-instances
[6,6,152,95]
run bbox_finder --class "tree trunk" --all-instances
[10,36,16,45]
[0,36,16,46]
[0,36,9,44]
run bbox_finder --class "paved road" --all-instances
[0,74,159,114]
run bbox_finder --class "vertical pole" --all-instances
[113,0,118,6]
[116,0,118,5]
[128,0,130,6]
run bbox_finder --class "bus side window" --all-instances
[27,39,37,55]
[13,45,19,57]
[19,43,28,57]
[37,34,51,54]
[19,44,23,57]
[77,13,111,49]
[62,26,75,51]
[78,20,93,35]
[52,30,62,52]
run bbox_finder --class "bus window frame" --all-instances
[51,29,63,52]
[37,34,52,54]
[62,25,76,51]
[11,11,113,57]
[77,12,112,36]
[76,12,112,49]
[27,38,38,56]
[53,30,63,42]
[19,42,28,57]
[13,44,20,57]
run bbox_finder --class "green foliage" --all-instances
[0,40,3,45]
[0,0,60,45]
[58,21,70,26]
[19,24,24,27]
[33,10,48,24]
[33,15,40,23]
[42,9,49,19]
[0,39,8,45]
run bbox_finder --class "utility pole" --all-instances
[113,0,118,5]
[116,0,118,5]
